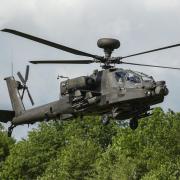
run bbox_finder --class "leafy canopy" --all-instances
[0,108,179,180]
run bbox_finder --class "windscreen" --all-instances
[134,71,154,82]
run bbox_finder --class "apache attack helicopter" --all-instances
[0,29,180,136]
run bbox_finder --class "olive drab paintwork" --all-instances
[3,67,169,136]
[0,29,179,136]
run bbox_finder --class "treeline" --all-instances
[0,108,179,179]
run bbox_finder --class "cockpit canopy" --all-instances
[115,69,154,84]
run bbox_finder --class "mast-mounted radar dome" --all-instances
[97,38,120,58]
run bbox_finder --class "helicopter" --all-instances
[0,29,180,137]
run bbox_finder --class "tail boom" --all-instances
[5,77,25,116]
[12,97,74,126]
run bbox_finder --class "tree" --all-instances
[0,117,116,179]
[40,137,101,180]
[40,116,116,180]
[0,122,67,179]
[94,108,180,179]
[0,123,15,171]
[1,108,179,179]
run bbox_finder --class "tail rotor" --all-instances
[17,65,34,105]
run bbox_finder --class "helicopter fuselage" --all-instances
[9,68,168,126]
[68,68,168,119]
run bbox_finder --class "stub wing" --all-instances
[0,110,15,123]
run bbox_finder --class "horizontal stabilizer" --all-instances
[0,110,15,123]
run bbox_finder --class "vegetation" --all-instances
[0,108,179,179]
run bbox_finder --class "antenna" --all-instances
[10,43,14,76]
[11,61,14,76]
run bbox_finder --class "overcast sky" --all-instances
[0,0,180,140]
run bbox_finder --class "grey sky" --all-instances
[0,0,180,139]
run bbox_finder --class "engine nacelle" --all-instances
[60,76,95,96]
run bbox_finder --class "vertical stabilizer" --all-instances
[5,77,25,116]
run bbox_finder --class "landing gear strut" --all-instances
[129,118,138,130]
[101,114,110,125]
[8,124,15,137]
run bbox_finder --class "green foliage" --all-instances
[0,121,69,179]
[94,108,180,179]
[0,123,15,171]
[40,138,101,180]
[0,117,116,179]
[0,108,179,179]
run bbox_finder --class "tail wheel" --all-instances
[129,118,138,130]
[8,124,15,137]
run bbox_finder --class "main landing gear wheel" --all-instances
[129,118,138,130]
[101,115,110,125]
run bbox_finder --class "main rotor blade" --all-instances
[17,72,26,84]
[26,88,34,105]
[2,29,100,59]
[121,61,180,70]
[122,43,180,59]
[25,65,29,82]
[29,60,96,64]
